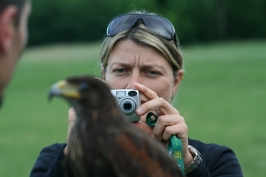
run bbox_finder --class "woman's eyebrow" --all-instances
[109,62,167,72]
[142,64,167,71]
[109,62,131,68]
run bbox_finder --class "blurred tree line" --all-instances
[28,0,266,46]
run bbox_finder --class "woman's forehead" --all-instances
[110,40,168,61]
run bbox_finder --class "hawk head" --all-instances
[49,75,116,113]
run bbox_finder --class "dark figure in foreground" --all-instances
[0,0,31,107]
[49,75,183,177]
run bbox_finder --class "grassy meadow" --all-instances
[0,40,265,176]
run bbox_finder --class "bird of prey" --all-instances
[49,75,183,177]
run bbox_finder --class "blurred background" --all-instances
[28,0,266,46]
[0,0,265,176]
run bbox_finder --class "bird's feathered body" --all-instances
[49,75,183,177]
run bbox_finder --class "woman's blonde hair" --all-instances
[100,11,183,77]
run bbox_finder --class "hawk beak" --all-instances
[48,80,81,101]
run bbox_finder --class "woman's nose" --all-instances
[126,72,141,89]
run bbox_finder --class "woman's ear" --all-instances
[0,6,18,53]
[171,69,184,97]
[101,67,106,80]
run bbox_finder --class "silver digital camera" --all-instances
[111,89,140,122]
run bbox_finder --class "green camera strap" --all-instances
[146,112,185,176]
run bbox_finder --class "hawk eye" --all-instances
[79,83,89,91]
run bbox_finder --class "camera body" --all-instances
[111,89,140,122]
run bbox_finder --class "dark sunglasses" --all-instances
[106,13,178,46]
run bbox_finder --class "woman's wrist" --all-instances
[185,145,203,174]
[184,148,195,167]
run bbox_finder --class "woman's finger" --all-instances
[133,83,158,100]
[137,97,179,116]
[152,114,183,140]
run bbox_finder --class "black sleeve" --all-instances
[30,143,67,177]
[187,143,243,177]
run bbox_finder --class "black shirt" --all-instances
[30,138,243,177]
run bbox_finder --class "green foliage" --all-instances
[28,0,266,46]
[0,41,265,176]
[227,0,266,38]
[29,0,118,45]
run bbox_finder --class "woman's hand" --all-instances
[133,83,194,167]
[64,107,76,155]
[64,81,193,166]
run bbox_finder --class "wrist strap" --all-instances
[146,112,185,176]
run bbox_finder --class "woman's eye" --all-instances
[117,69,125,73]
[149,71,158,75]
[116,69,124,73]
[113,68,126,74]
[147,70,160,76]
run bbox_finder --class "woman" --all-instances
[30,12,243,177]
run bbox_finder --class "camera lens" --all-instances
[128,91,137,97]
[120,99,136,115]
[123,103,132,110]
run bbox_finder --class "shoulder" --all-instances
[38,143,67,159]
[40,143,66,152]
[30,143,67,177]
[188,138,242,175]
[188,138,237,160]
[41,143,66,150]
[188,138,232,154]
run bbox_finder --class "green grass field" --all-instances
[0,41,265,176]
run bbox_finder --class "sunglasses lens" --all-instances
[107,14,175,41]
[107,15,136,36]
[143,16,174,40]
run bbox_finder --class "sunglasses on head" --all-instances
[106,13,178,47]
